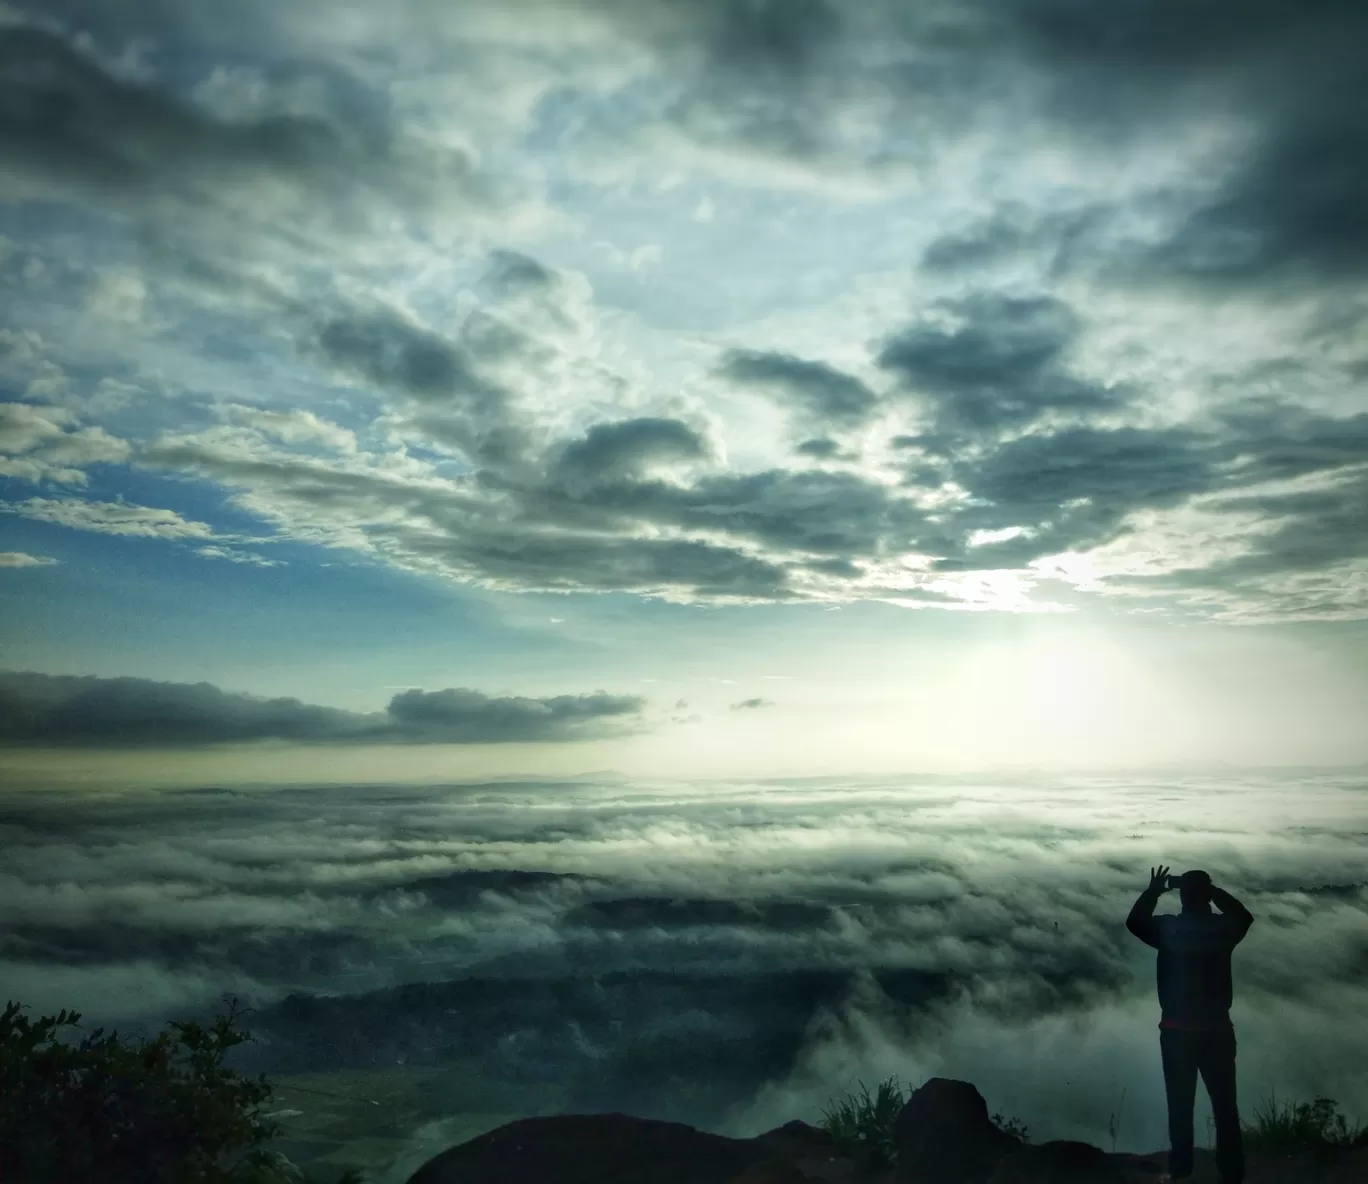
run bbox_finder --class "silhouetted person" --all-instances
[1128,865,1253,1184]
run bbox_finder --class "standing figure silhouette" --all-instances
[1127,866,1254,1184]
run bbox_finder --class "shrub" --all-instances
[0,997,363,1184]
[991,1110,1030,1143]
[1243,1094,1365,1152]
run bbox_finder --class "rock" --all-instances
[893,1078,1023,1184]
[751,1120,839,1157]
[1245,1144,1368,1184]
[729,1119,871,1184]
[404,1112,763,1184]
[987,1140,1166,1183]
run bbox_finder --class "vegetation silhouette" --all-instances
[0,997,362,1184]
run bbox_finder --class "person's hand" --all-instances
[1148,865,1172,893]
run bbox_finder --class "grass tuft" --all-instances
[1242,1094,1365,1152]
[818,1075,908,1168]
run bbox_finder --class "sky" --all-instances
[2,0,1368,781]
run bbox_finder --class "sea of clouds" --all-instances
[2,770,1365,1171]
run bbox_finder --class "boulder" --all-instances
[893,1078,1023,1184]
[404,1112,762,1184]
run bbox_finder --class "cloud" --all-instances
[387,687,646,743]
[716,349,877,426]
[398,527,797,601]
[194,545,282,568]
[216,405,358,454]
[1,771,1365,1152]
[539,463,930,561]
[876,294,1124,440]
[122,338,1368,618]
[310,308,531,470]
[795,438,842,460]
[925,403,1368,604]
[0,671,648,748]
[314,313,494,407]
[0,23,486,231]
[481,249,561,298]
[136,418,878,602]
[548,417,712,493]
[919,205,1106,278]
[2,497,217,540]
[1,5,1363,627]
[0,402,69,454]
[0,403,131,485]
[991,0,1368,288]
[0,552,57,568]
[730,698,773,710]
[562,0,1368,297]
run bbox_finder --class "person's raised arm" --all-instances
[1209,883,1254,943]
[1126,865,1171,949]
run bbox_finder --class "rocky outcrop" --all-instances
[404,1112,762,1184]
[733,1119,876,1182]
[403,1079,1368,1184]
[893,1078,1022,1184]
[987,1140,1167,1182]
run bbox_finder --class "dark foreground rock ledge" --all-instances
[404,1076,1368,1184]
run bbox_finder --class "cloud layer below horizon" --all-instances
[1,771,1365,1168]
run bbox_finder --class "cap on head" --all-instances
[1178,869,1212,907]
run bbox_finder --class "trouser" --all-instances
[1160,1024,1244,1183]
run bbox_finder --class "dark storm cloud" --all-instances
[387,687,646,743]
[613,0,853,164]
[795,438,841,459]
[920,205,1107,278]
[11,0,1363,297]
[314,314,492,406]
[924,424,1222,572]
[530,463,930,559]
[481,249,559,295]
[1149,116,1368,286]
[588,0,1368,291]
[137,428,799,601]
[310,308,532,470]
[1213,401,1368,485]
[139,298,1367,610]
[548,417,712,492]
[994,0,1368,286]
[716,350,877,425]
[876,294,1124,439]
[687,0,842,77]
[1209,481,1368,578]
[966,425,1219,520]
[0,671,646,747]
[396,523,796,600]
[0,24,481,221]
[1129,472,1368,612]
[920,403,1368,583]
[0,670,367,747]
